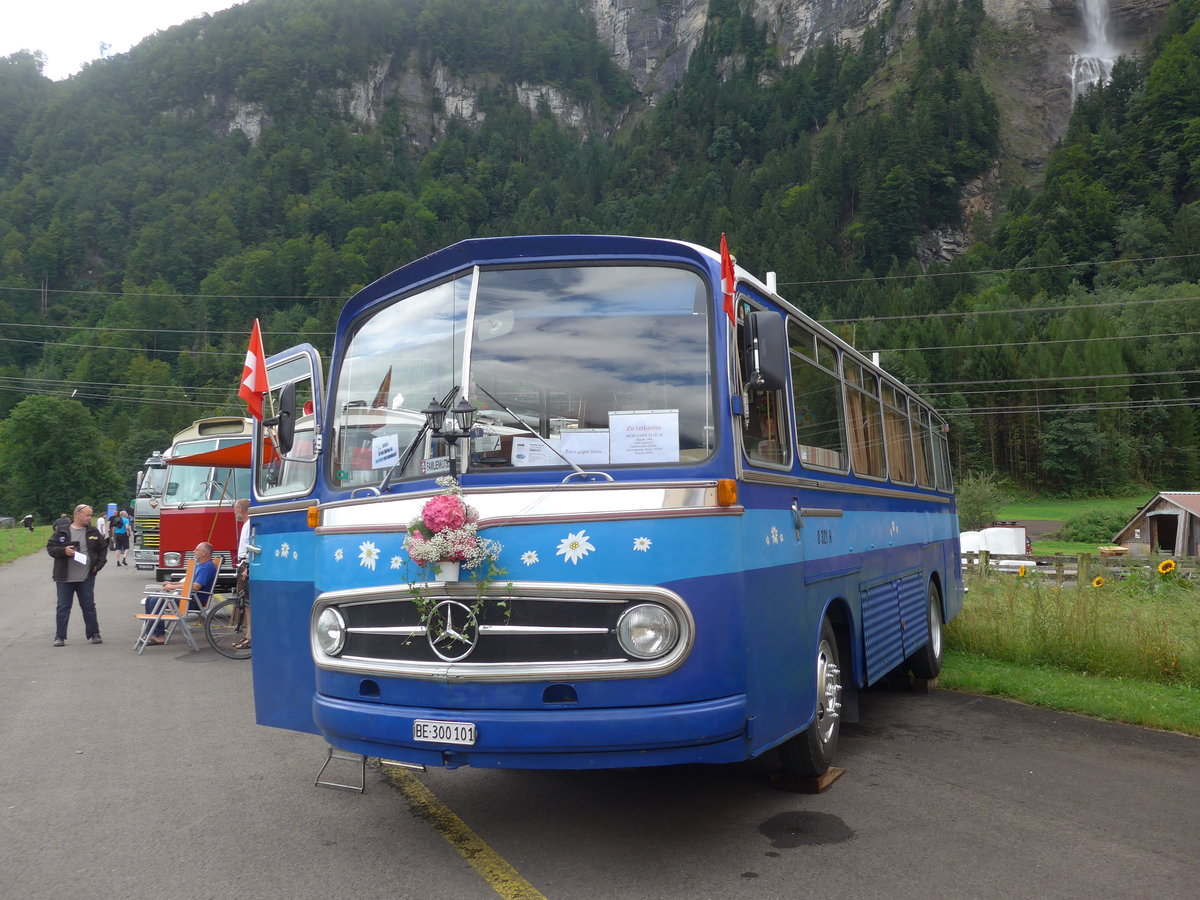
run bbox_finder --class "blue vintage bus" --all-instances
[248,234,962,777]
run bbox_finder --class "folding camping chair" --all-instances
[133,559,200,654]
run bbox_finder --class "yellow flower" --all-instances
[1018,565,1027,577]
[1092,576,1106,588]
[1158,559,1176,575]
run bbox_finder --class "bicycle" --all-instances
[204,588,251,659]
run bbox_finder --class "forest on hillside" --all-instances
[0,0,1198,516]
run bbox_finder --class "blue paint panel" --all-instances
[897,572,929,658]
[862,581,905,683]
[314,692,748,770]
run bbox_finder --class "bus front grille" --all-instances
[313,582,694,680]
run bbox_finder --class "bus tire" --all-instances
[778,616,842,777]
[907,582,943,680]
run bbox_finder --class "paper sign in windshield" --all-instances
[608,410,679,464]
[372,433,399,469]
[559,429,610,465]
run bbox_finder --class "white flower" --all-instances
[769,526,783,545]
[556,530,595,565]
[293,550,299,560]
[390,556,403,570]
[274,548,281,557]
[280,542,291,557]
[632,537,652,552]
[334,548,344,562]
[521,550,539,566]
[358,541,380,571]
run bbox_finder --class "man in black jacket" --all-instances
[46,504,109,647]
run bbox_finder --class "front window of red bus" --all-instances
[330,264,714,489]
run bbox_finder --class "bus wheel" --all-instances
[907,582,943,680]
[779,617,842,777]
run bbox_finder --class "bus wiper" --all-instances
[472,384,612,482]
[379,385,459,493]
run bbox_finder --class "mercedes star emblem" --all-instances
[427,599,480,662]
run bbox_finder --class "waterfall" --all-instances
[1070,0,1119,97]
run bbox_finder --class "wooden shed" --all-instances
[1113,492,1200,557]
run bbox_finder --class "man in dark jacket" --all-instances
[46,504,109,646]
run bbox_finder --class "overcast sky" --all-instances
[3,1,244,81]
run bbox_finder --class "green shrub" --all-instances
[1057,509,1129,543]
[955,471,1006,530]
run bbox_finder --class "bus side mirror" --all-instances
[263,382,296,454]
[743,310,788,393]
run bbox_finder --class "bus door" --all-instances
[250,345,323,733]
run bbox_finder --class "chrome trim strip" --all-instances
[249,499,318,516]
[346,626,425,637]
[478,625,611,635]
[312,581,695,682]
[800,508,844,518]
[316,482,738,532]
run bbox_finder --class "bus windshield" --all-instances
[331,264,713,487]
[138,465,167,498]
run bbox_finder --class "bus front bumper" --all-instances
[312,692,750,770]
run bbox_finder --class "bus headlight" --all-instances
[616,604,679,659]
[163,552,182,567]
[316,607,347,656]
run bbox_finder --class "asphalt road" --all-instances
[2,543,1197,899]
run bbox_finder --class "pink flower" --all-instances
[421,494,467,533]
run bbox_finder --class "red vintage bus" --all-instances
[156,417,251,583]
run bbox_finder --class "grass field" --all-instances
[0,526,49,568]
[998,494,1149,522]
[944,568,1200,735]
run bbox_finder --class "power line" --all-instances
[912,368,1200,388]
[0,320,334,336]
[777,253,1200,286]
[923,378,1200,399]
[0,335,244,357]
[0,285,343,301]
[942,397,1200,416]
[823,294,1200,325]
[872,329,1200,354]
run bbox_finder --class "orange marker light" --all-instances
[307,505,321,528]
[717,479,738,507]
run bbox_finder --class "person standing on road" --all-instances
[46,504,109,647]
[110,509,131,566]
[96,511,109,545]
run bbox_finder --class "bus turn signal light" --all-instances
[307,505,321,528]
[717,479,738,507]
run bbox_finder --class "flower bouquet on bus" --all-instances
[402,476,503,584]
[402,477,505,639]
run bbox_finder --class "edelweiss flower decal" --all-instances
[521,550,539,566]
[390,556,403,570]
[765,526,783,545]
[556,530,594,565]
[358,540,380,571]
[334,548,344,562]
[280,542,291,557]
[632,537,652,552]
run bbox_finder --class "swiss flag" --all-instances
[238,319,268,421]
[720,233,736,324]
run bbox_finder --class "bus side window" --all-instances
[789,325,846,470]
[844,363,886,479]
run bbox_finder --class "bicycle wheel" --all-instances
[205,595,250,659]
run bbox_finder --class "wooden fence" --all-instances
[962,550,1199,584]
